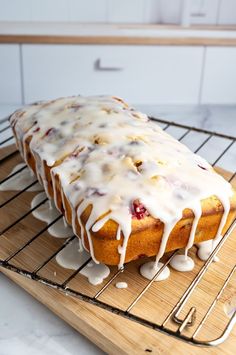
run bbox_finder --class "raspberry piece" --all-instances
[132,200,149,220]
[45,128,54,136]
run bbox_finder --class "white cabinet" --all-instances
[201,47,236,104]
[218,0,236,25]
[0,44,22,104]
[188,0,219,25]
[22,44,203,104]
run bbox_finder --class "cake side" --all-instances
[83,197,236,265]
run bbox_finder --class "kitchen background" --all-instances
[1,2,236,355]
[0,0,236,106]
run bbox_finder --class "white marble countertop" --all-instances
[0,273,104,355]
[137,104,236,137]
[0,103,236,355]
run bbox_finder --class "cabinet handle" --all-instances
[95,58,123,71]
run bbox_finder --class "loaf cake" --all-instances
[9,96,236,268]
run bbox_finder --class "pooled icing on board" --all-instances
[170,254,195,272]
[31,192,74,238]
[56,238,110,285]
[196,240,220,262]
[140,261,170,281]
[115,282,128,289]
[10,95,233,272]
[0,163,42,192]
[224,294,236,318]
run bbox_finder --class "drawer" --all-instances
[201,47,236,104]
[0,44,22,104]
[22,44,204,104]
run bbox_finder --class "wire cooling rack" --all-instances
[0,116,236,347]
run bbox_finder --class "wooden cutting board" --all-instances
[0,145,236,355]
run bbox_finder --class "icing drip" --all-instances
[31,192,74,238]
[153,217,180,269]
[0,163,42,192]
[224,295,236,318]
[56,239,110,285]
[77,200,100,264]
[10,95,233,268]
[29,189,109,284]
[140,261,170,281]
[184,202,202,258]
[115,282,128,289]
[170,254,195,272]
[196,240,220,262]
[116,225,121,241]
[213,198,230,244]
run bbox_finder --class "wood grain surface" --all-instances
[1,34,236,46]
[1,24,236,46]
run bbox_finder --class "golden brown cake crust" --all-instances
[79,195,236,265]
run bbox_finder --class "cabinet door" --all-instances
[22,44,203,104]
[0,44,22,104]
[201,47,236,104]
[218,0,236,25]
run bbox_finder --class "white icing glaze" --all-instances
[224,295,236,318]
[10,96,233,269]
[170,254,195,272]
[0,163,42,192]
[48,219,74,239]
[56,239,110,285]
[31,192,74,238]
[184,202,202,258]
[140,261,170,281]
[30,190,108,285]
[115,282,128,289]
[31,191,58,219]
[196,240,220,262]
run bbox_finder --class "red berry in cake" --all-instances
[33,127,40,133]
[132,200,149,219]
[45,128,54,136]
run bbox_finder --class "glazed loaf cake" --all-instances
[10,96,236,268]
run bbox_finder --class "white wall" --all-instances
[0,0,235,25]
[0,0,156,23]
